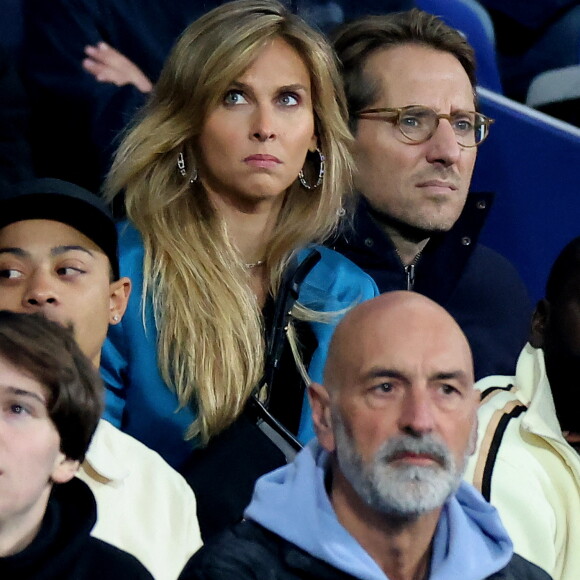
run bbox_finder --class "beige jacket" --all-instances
[464,344,580,580]
[77,419,202,580]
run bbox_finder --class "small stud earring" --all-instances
[113,315,120,322]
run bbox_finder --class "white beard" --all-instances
[333,413,467,520]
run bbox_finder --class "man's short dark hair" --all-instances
[0,311,103,461]
[332,9,477,131]
[545,236,580,303]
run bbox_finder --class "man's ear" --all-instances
[109,276,131,325]
[530,299,549,349]
[50,452,80,484]
[308,382,335,452]
[467,415,479,457]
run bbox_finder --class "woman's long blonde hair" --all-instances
[105,0,354,442]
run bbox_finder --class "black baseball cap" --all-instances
[0,178,120,279]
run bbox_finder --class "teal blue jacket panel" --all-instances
[100,223,378,468]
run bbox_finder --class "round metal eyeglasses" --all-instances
[356,105,494,147]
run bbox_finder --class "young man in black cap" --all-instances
[0,178,202,579]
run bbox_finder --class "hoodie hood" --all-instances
[245,441,513,580]
[0,478,97,579]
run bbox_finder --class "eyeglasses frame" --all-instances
[355,105,495,147]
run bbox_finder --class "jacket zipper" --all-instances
[405,263,416,291]
[395,250,422,291]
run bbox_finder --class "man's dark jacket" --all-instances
[179,520,552,580]
[331,194,532,380]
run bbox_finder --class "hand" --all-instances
[82,42,153,93]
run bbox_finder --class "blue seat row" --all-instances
[472,87,580,302]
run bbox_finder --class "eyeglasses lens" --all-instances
[397,107,487,146]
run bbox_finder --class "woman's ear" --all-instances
[530,299,550,349]
[309,134,318,152]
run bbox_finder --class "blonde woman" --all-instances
[101,0,376,488]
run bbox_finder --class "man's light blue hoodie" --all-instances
[244,441,514,580]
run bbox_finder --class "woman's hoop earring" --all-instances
[298,148,325,190]
[177,152,199,183]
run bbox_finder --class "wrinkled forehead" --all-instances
[328,298,474,390]
[364,44,476,110]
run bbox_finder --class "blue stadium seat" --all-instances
[416,0,503,93]
[525,65,580,127]
[471,87,580,301]
[0,0,24,53]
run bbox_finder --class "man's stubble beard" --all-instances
[367,197,460,244]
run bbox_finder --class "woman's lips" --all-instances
[244,154,282,169]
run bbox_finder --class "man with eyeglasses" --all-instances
[331,9,532,382]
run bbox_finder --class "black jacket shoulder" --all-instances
[490,554,552,580]
[179,520,550,580]
[331,195,531,380]
[70,536,154,580]
[179,520,357,580]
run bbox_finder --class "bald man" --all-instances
[180,292,548,580]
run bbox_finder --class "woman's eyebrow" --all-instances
[277,83,309,93]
